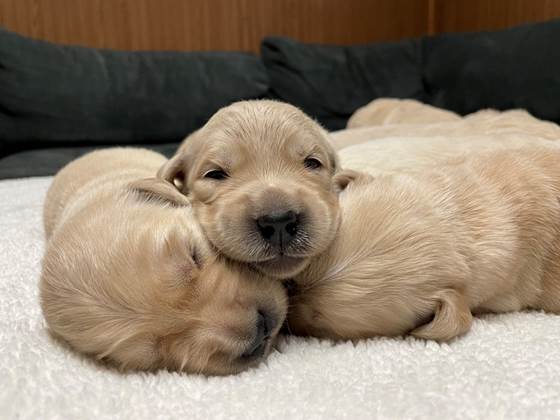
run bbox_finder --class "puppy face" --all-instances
[41,182,288,376]
[159,100,341,279]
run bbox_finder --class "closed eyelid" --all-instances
[189,246,201,268]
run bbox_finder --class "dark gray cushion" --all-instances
[261,37,425,130]
[0,143,180,179]
[422,19,560,122]
[0,27,269,158]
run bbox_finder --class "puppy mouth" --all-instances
[237,309,281,365]
[252,254,305,271]
[239,337,271,362]
[250,246,312,261]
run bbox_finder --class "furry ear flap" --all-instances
[333,169,373,193]
[411,289,472,342]
[323,135,341,175]
[157,155,187,193]
[129,178,191,207]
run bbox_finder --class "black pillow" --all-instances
[422,19,560,122]
[0,144,180,179]
[261,36,425,130]
[0,28,269,158]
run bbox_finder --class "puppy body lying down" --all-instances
[41,148,287,375]
[288,148,560,341]
[337,134,560,177]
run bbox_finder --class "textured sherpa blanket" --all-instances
[1,177,560,420]
[3,102,560,419]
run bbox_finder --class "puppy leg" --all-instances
[539,274,560,314]
[537,241,560,313]
[411,289,473,342]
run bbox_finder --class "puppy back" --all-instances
[43,148,166,238]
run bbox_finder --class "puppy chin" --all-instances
[252,255,310,279]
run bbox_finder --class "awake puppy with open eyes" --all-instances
[158,100,343,279]
[41,148,288,376]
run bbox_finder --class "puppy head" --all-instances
[40,181,288,376]
[159,100,342,279]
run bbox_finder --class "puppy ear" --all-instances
[320,132,341,175]
[129,178,191,207]
[327,143,340,174]
[157,155,187,193]
[333,169,373,193]
[411,289,472,342]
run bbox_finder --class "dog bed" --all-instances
[2,103,560,419]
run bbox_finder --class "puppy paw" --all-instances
[411,289,472,342]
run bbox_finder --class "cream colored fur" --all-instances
[289,148,560,341]
[338,133,560,177]
[346,98,460,129]
[332,99,560,151]
[41,148,287,376]
[286,99,560,341]
[159,100,342,279]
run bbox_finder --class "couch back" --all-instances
[1,18,560,178]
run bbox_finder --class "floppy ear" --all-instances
[333,169,373,193]
[325,140,340,175]
[129,178,191,207]
[411,289,472,342]
[157,155,187,193]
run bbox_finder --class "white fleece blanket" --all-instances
[1,176,560,419]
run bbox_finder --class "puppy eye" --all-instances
[191,248,202,269]
[204,169,228,180]
[304,157,323,170]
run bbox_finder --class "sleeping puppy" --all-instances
[41,148,287,376]
[158,100,341,279]
[288,147,560,341]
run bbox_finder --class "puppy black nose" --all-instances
[241,310,276,359]
[256,211,299,248]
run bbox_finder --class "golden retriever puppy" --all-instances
[288,147,560,341]
[337,133,560,177]
[346,98,460,129]
[41,148,287,376]
[332,107,560,151]
[158,100,341,279]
